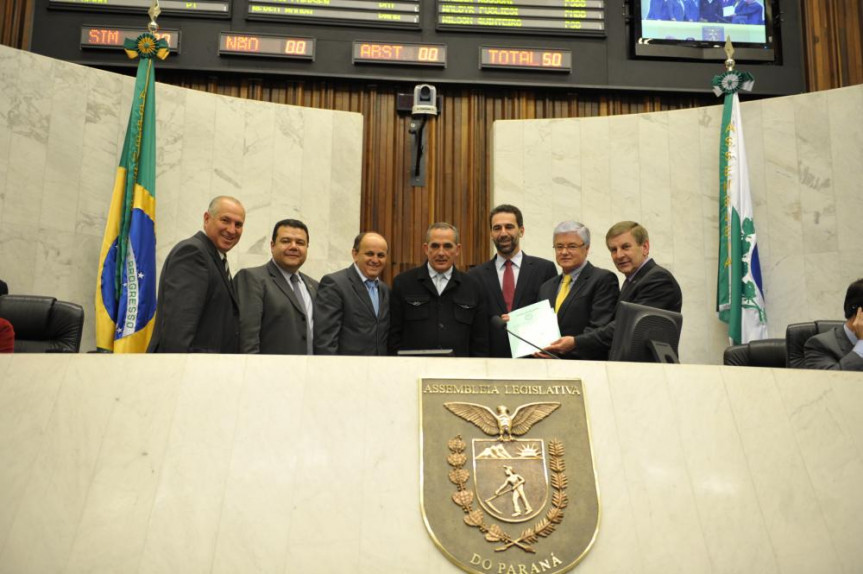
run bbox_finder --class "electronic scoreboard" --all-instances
[29,0,804,94]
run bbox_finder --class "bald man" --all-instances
[148,196,245,353]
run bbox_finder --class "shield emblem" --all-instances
[421,378,599,574]
[473,438,548,523]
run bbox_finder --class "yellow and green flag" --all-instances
[95,33,168,352]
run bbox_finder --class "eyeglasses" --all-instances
[553,243,585,252]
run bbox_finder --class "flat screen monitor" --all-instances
[609,301,683,363]
[631,0,780,63]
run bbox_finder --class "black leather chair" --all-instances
[785,320,845,368]
[723,338,787,367]
[0,295,84,353]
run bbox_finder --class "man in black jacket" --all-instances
[542,221,682,359]
[469,205,556,357]
[389,223,489,357]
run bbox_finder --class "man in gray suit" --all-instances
[235,219,319,355]
[313,232,390,355]
[804,278,863,371]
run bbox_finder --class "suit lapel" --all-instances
[197,231,238,307]
[511,254,532,309]
[348,267,377,316]
[483,258,507,313]
[267,261,305,315]
[558,262,592,316]
[302,273,318,301]
[620,259,656,301]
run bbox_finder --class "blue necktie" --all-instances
[365,279,380,316]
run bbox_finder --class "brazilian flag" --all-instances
[95,33,168,352]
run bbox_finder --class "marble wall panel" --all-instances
[1,356,863,573]
[0,45,363,353]
[494,85,863,364]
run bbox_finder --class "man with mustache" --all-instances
[148,195,245,353]
[541,220,682,359]
[389,222,489,357]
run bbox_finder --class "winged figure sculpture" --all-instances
[443,402,560,441]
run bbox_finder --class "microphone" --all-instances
[491,315,562,360]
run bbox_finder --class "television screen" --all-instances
[631,0,779,62]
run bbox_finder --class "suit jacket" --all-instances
[538,261,620,360]
[235,260,319,355]
[313,266,389,355]
[803,327,863,371]
[575,259,682,358]
[147,231,240,353]
[389,264,489,357]
[469,253,557,357]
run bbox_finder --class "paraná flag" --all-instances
[713,69,768,345]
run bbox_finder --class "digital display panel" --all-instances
[437,0,604,35]
[480,46,571,71]
[218,32,315,59]
[353,41,446,66]
[247,0,421,29]
[50,0,230,17]
[80,26,181,50]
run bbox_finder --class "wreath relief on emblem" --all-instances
[444,402,566,554]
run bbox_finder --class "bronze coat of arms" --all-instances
[421,379,599,574]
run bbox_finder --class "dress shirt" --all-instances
[843,324,863,359]
[427,263,453,295]
[495,250,523,288]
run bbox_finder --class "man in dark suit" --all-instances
[804,278,863,371]
[469,204,556,357]
[542,221,682,359]
[390,223,489,357]
[538,221,619,360]
[313,232,390,355]
[235,219,319,355]
[148,196,245,353]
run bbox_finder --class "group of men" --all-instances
[147,196,684,362]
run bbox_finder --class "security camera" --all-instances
[412,84,438,116]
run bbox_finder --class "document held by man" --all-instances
[505,300,562,358]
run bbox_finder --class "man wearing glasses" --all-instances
[541,220,682,359]
[389,222,489,357]
[537,221,619,360]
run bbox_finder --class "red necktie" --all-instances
[502,259,515,312]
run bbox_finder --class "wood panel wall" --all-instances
[2,0,861,280]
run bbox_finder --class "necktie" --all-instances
[365,279,380,316]
[554,274,571,313]
[290,274,314,354]
[222,255,232,285]
[502,259,515,312]
[434,273,447,295]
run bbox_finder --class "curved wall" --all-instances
[0,45,363,352]
[494,84,863,363]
